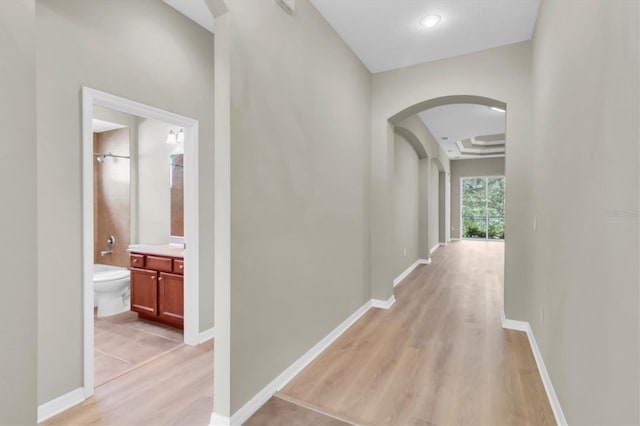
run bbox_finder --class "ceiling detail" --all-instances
[456,135,505,156]
[162,0,215,33]
[309,0,540,73]
[418,104,506,160]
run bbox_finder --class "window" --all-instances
[461,176,505,240]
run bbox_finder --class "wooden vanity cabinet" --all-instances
[130,268,158,316]
[158,272,184,324]
[130,252,183,329]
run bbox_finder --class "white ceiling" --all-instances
[92,119,127,134]
[162,0,214,33]
[161,1,540,73]
[418,104,505,159]
[310,0,540,73]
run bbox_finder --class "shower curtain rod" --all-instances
[94,152,130,160]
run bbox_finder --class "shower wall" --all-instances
[94,128,130,267]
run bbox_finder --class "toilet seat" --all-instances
[94,268,129,283]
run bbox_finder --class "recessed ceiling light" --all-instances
[420,15,442,28]
[490,106,506,113]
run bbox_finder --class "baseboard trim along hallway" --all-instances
[393,258,430,287]
[214,294,401,425]
[199,327,215,344]
[501,312,568,426]
[371,295,396,309]
[37,387,86,423]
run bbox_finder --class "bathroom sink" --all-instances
[128,244,185,258]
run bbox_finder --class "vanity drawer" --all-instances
[173,259,184,275]
[145,255,173,273]
[130,254,145,268]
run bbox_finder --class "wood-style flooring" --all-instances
[94,310,184,387]
[253,241,555,425]
[43,241,553,425]
[245,396,350,426]
[41,341,214,426]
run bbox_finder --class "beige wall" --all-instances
[450,158,506,239]
[393,135,420,276]
[530,0,639,423]
[226,0,371,413]
[394,115,449,259]
[428,160,440,252]
[438,171,447,243]
[36,0,215,404]
[0,1,37,424]
[371,42,534,321]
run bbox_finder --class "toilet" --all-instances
[94,264,131,317]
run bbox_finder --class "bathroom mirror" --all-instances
[170,153,184,237]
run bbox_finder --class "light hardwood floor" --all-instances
[245,396,351,426]
[267,241,555,425]
[43,241,552,425]
[42,341,213,426]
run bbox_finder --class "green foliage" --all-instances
[463,220,486,238]
[462,176,505,240]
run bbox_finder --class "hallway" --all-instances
[250,241,554,425]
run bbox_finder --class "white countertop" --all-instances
[128,244,185,258]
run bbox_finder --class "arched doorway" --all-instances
[370,94,509,306]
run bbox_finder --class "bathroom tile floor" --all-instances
[94,310,184,387]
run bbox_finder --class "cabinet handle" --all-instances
[179,265,183,269]
[150,275,155,280]
[133,258,138,263]
[158,277,163,281]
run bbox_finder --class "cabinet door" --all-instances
[158,272,184,327]
[130,268,158,315]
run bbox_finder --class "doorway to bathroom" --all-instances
[82,88,202,396]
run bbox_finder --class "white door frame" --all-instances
[81,87,200,397]
[459,175,505,241]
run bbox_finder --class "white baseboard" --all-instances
[371,295,396,309]
[500,312,528,332]
[501,313,567,426]
[225,300,374,425]
[210,412,231,426]
[393,258,430,287]
[38,387,86,423]
[429,244,440,255]
[450,238,460,242]
[199,327,215,344]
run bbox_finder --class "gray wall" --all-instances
[394,115,450,260]
[450,158,506,239]
[438,172,447,243]
[428,161,440,251]
[393,135,420,277]
[530,0,639,423]
[0,1,37,424]
[36,0,215,404]
[227,0,371,412]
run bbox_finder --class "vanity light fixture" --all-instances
[166,128,185,145]
[420,14,442,28]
